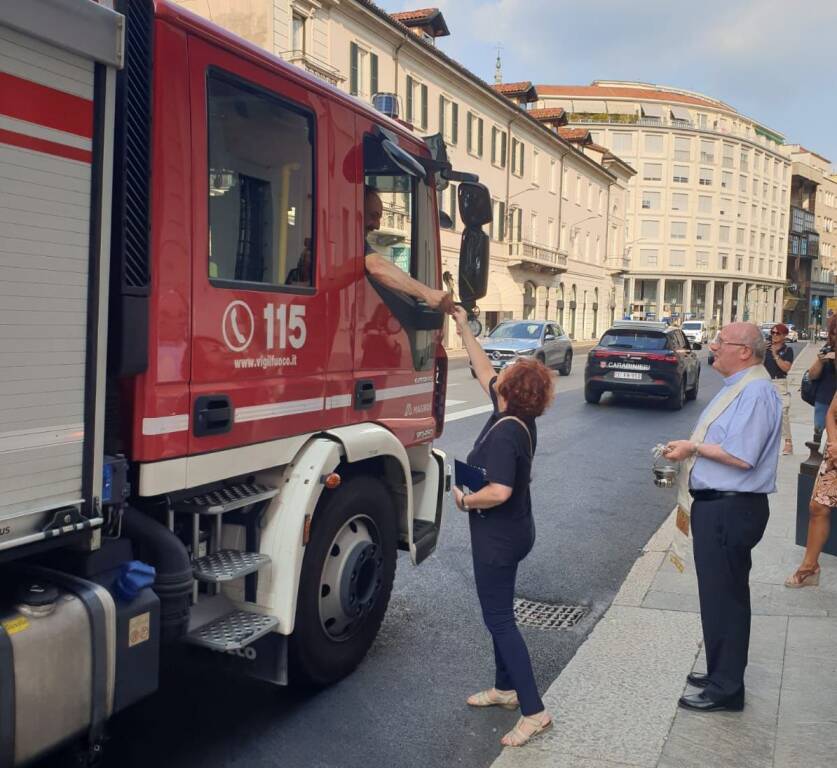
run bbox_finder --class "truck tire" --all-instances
[290,476,397,687]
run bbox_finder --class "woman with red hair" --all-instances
[451,307,554,747]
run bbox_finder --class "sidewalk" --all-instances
[494,343,837,768]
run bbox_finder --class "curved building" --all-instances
[536,81,791,327]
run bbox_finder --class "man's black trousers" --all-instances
[690,493,769,701]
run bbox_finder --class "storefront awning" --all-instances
[783,297,801,311]
[479,270,522,314]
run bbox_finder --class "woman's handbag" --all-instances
[801,371,819,406]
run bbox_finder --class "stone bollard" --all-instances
[796,426,837,555]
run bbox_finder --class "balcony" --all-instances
[507,240,568,273]
[605,254,631,275]
[286,50,344,87]
[789,232,819,260]
[790,205,817,235]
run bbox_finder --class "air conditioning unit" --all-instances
[372,92,400,119]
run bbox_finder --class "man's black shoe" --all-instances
[686,672,710,688]
[678,690,744,712]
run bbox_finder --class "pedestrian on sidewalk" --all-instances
[806,314,837,441]
[785,390,837,588]
[663,322,782,713]
[450,306,554,748]
[764,323,794,455]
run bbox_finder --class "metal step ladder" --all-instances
[169,481,280,652]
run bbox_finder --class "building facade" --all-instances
[783,146,837,332]
[175,2,633,345]
[536,81,792,329]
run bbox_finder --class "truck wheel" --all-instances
[290,476,397,687]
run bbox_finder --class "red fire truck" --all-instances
[0,0,490,764]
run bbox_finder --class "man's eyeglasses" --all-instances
[710,334,748,348]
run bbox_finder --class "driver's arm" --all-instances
[365,252,453,312]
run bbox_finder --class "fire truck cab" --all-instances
[0,1,490,764]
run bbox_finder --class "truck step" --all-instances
[186,609,279,652]
[192,549,271,583]
[174,482,278,516]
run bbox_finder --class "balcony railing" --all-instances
[605,255,631,275]
[285,50,344,87]
[507,239,568,272]
[790,205,817,235]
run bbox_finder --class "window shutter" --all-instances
[421,83,428,129]
[511,139,517,173]
[491,127,497,164]
[467,112,473,153]
[451,103,458,144]
[370,53,378,96]
[520,142,525,176]
[439,95,445,135]
[501,132,507,167]
[350,43,359,96]
[477,118,483,157]
[405,76,413,122]
[499,202,506,241]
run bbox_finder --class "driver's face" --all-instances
[365,192,383,233]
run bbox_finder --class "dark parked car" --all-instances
[472,320,573,376]
[584,321,701,410]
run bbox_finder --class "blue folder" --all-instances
[454,459,487,493]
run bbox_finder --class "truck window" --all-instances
[207,72,315,289]
[364,135,437,291]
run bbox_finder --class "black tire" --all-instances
[667,377,687,410]
[584,383,601,404]
[685,369,700,401]
[536,353,546,365]
[557,351,573,376]
[290,476,397,687]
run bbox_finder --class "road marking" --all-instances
[445,405,494,423]
[445,399,466,406]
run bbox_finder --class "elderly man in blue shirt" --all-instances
[663,322,782,713]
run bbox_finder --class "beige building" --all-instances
[536,81,792,328]
[175,2,634,345]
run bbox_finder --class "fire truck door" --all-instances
[187,39,329,456]
[353,127,442,440]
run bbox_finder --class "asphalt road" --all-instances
[44,344,801,768]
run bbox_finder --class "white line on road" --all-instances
[444,404,494,423]
[444,399,466,406]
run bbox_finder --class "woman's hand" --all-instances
[451,305,469,330]
[452,485,467,512]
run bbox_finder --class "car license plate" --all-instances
[614,371,642,380]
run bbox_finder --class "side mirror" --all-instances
[544,334,556,342]
[458,227,489,306]
[439,210,454,229]
[691,342,702,351]
[458,182,492,227]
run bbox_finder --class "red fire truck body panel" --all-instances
[130,5,445,465]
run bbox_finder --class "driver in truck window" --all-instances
[363,185,454,314]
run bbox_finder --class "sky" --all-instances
[377,0,837,166]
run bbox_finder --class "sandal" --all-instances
[500,713,553,747]
[783,440,794,456]
[466,688,519,710]
[784,565,820,588]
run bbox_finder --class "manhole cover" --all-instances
[514,599,587,630]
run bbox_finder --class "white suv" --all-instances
[681,320,708,346]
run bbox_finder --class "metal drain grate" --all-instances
[514,599,587,630]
